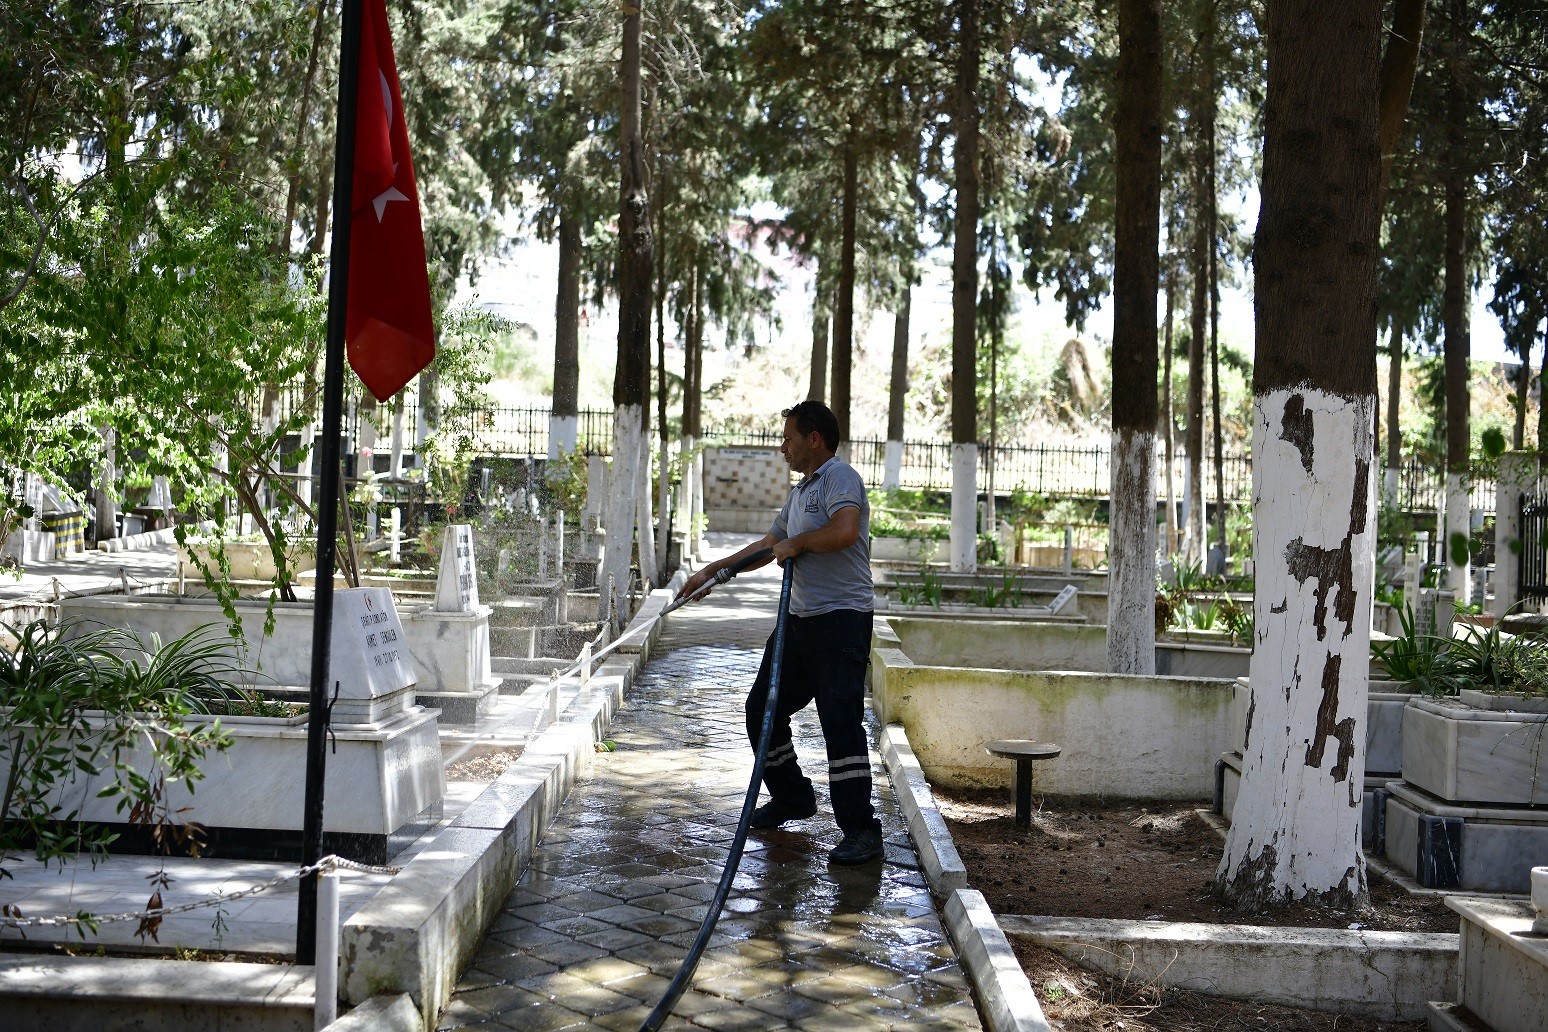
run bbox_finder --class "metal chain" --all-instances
[0,853,401,930]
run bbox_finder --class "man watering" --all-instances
[676,400,883,865]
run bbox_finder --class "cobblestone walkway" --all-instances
[436,564,983,1030]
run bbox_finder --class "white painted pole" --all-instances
[580,641,592,695]
[389,507,401,563]
[314,868,339,1029]
[1063,525,1073,575]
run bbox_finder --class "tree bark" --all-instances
[1184,5,1212,571]
[950,0,981,574]
[808,281,829,403]
[603,0,653,629]
[1442,0,1471,600]
[1216,0,1382,912]
[278,0,331,257]
[1376,0,1427,205]
[1514,324,1534,450]
[1107,0,1163,675]
[550,207,581,458]
[831,145,859,450]
[884,284,911,490]
[1384,325,1404,505]
[1163,241,1178,556]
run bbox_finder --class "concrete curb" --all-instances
[0,952,312,1031]
[882,684,1051,1031]
[326,992,421,1031]
[338,581,680,1030]
[999,915,1458,1021]
[943,890,1054,1032]
[879,724,967,895]
[97,526,180,552]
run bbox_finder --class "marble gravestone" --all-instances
[401,525,500,723]
[47,588,443,863]
[330,586,419,725]
[434,524,479,612]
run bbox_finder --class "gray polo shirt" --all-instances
[770,455,873,617]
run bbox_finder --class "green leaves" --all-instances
[0,619,236,882]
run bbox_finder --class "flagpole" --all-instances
[298,0,363,966]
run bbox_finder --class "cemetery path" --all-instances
[436,552,983,1031]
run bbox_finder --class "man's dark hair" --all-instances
[781,400,840,452]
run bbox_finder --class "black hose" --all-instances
[636,555,794,1032]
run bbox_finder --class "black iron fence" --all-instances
[1521,493,1548,600]
[330,404,1490,515]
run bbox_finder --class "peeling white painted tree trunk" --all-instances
[676,435,696,549]
[1183,455,1206,569]
[1217,388,1373,910]
[950,443,977,573]
[654,442,671,582]
[602,404,643,628]
[883,440,903,491]
[549,415,579,461]
[389,397,405,479]
[97,424,117,541]
[636,431,657,589]
[1445,473,1470,602]
[1106,428,1156,674]
[690,449,705,559]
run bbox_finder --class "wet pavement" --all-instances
[436,556,983,1030]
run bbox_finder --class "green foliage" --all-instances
[1372,604,1465,697]
[896,566,944,609]
[0,620,237,886]
[543,449,590,523]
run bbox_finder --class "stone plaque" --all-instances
[435,524,479,612]
[331,587,417,699]
[1049,585,1078,614]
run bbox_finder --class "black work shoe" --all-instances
[829,828,884,865]
[749,798,817,829]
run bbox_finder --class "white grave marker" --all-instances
[1049,584,1078,614]
[330,587,417,701]
[435,524,479,612]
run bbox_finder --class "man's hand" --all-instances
[772,537,802,564]
[676,566,716,601]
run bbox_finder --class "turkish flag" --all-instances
[346,0,435,402]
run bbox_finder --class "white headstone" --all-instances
[330,587,417,700]
[434,524,479,612]
[1050,585,1078,614]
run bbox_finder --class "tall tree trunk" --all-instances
[1442,0,1471,601]
[277,0,331,257]
[654,213,670,581]
[1210,224,1225,568]
[1514,323,1534,450]
[1185,81,1208,569]
[950,0,981,574]
[831,145,859,451]
[884,284,911,490]
[1376,0,1428,205]
[1163,245,1178,556]
[1384,325,1404,505]
[678,263,704,556]
[1107,0,1163,675]
[808,281,829,402]
[550,207,582,458]
[603,1,653,629]
[1216,0,1382,912]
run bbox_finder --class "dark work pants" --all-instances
[745,608,879,833]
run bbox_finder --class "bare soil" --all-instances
[937,788,1455,1031]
